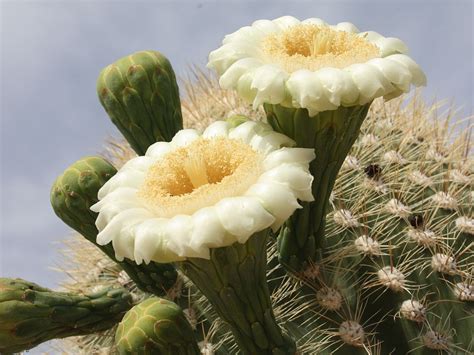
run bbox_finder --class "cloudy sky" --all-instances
[1,0,472,297]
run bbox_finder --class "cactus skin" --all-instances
[179,229,296,355]
[264,103,370,273]
[0,278,132,354]
[97,50,183,155]
[115,297,200,355]
[50,156,178,295]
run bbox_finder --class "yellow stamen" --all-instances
[262,24,380,73]
[183,153,209,189]
[139,137,263,217]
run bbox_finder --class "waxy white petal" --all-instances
[202,121,231,138]
[216,196,275,242]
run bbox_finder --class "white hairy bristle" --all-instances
[454,282,473,301]
[400,300,426,322]
[377,266,406,292]
[333,209,360,228]
[183,308,198,330]
[316,287,343,311]
[431,192,458,210]
[422,330,450,350]
[302,263,321,280]
[339,321,365,347]
[455,216,474,235]
[354,235,381,255]
[382,150,407,165]
[341,155,360,170]
[448,169,471,184]
[198,341,215,355]
[408,170,433,186]
[374,118,394,131]
[385,199,411,218]
[426,148,446,162]
[117,270,132,287]
[431,253,457,275]
[406,228,437,247]
[363,177,388,194]
[360,134,379,146]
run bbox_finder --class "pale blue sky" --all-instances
[1,1,472,292]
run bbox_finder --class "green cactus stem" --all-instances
[0,278,132,354]
[50,156,178,295]
[178,229,296,355]
[97,50,183,155]
[115,297,200,355]
[264,103,371,272]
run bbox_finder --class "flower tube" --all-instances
[208,16,426,271]
[91,120,315,354]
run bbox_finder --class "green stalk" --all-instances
[264,104,371,272]
[178,230,296,355]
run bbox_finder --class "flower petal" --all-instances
[97,170,145,199]
[386,54,427,86]
[190,206,234,250]
[134,218,183,264]
[170,129,201,148]
[219,57,263,90]
[145,141,173,159]
[245,182,301,231]
[202,120,231,138]
[346,63,394,104]
[251,65,289,108]
[272,16,300,29]
[263,147,316,170]
[258,163,314,201]
[216,196,275,242]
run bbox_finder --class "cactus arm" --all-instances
[97,50,183,155]
[115,297,200,355]
[264,103,371,272]
[0,278,132,354]
[50,156,178,295]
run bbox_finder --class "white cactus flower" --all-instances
[91,121,315,263]
[208,16,426,115]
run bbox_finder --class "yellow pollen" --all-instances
[262,24,380,72]
[139,137,263,217]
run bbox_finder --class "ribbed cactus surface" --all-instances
[115,297,200,355]
[0,278,132,354]
[97,50,183,155]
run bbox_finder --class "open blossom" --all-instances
[91,121,315,263]
[208,16,426,115]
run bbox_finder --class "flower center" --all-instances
[139,137,263,217]
[262,24,380,72]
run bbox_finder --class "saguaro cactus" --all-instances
[0,278,132,354]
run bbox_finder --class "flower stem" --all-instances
[264,103,371,272]
[178,229,296,355]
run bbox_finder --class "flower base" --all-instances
[178,229,296,355]
[264,103,371,272]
